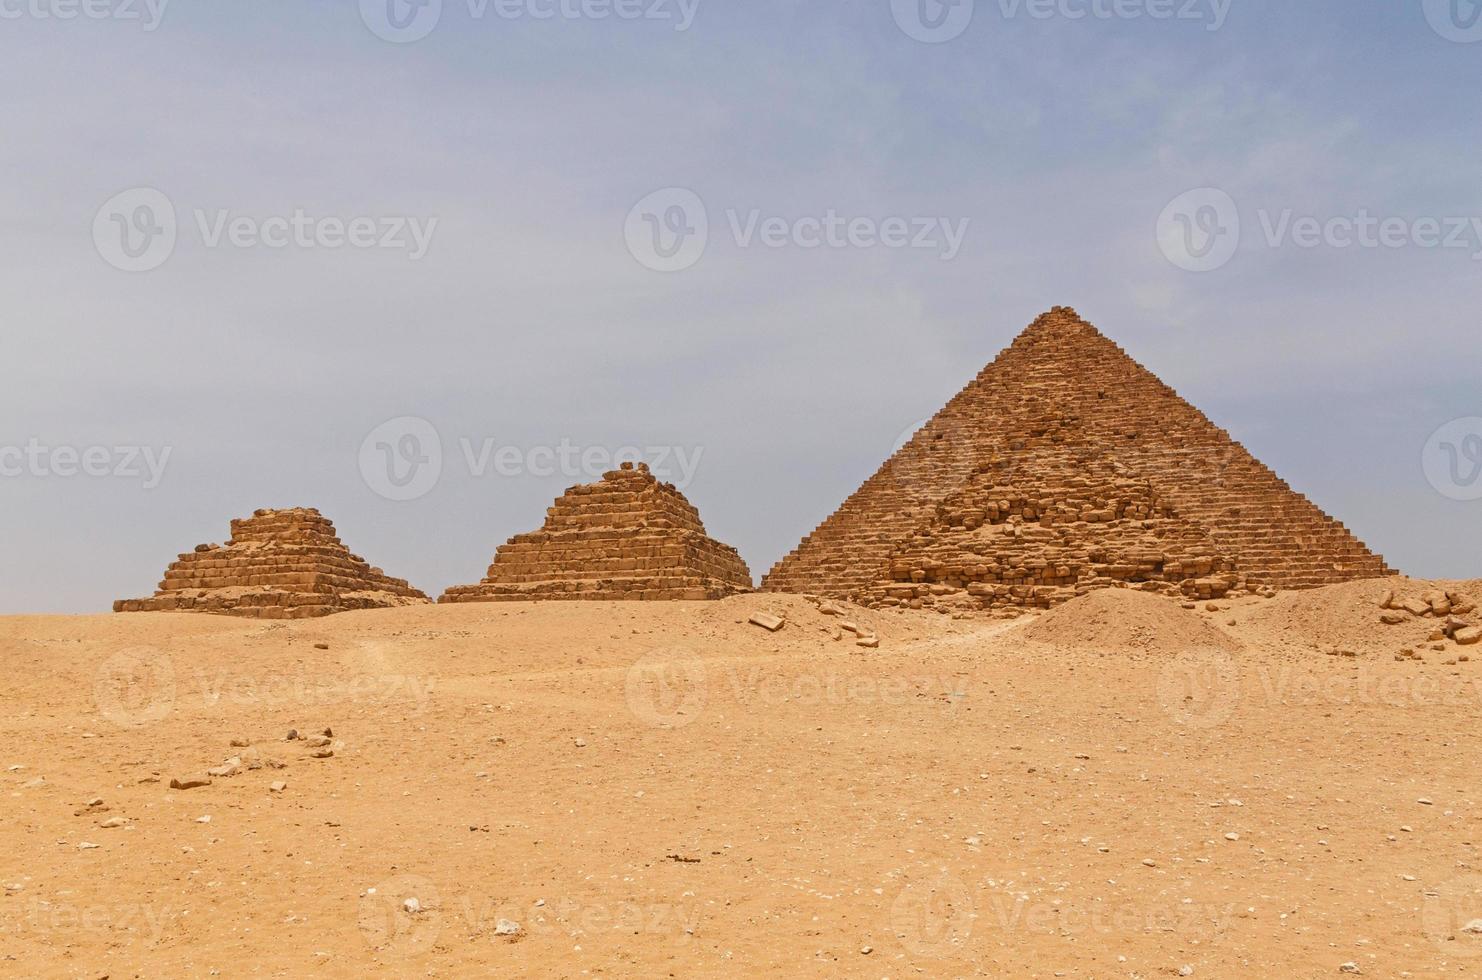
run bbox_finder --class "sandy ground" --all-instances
[3,581,1482,978]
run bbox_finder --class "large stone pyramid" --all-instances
[114,507,429,618]
[440,462,753,602]
[762,307,1393,612]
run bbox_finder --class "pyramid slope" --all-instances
[115,508,430,618]
[762,307,1392,609]
[440,462,753,603]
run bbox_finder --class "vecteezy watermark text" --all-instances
[890,0,1231,43]
[1157,187,1482,272]
[359,0,699,43]
[0,0,168,30]
[359,416,705,501]
[93,188,438,273]
[0,440,170,488]
[624,187,970,272]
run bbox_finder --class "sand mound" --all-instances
[1019,587,1241,654]
[1239,576,1482,655]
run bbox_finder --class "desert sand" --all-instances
[5,579,1482,977]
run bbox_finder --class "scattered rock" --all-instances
[1456,627,1482,647]
[494,918,521,937]
[229,737,250,748]
[310,748,334,759]
[169,775,211,790]
[269,781,287,793]
[403,898,421,914]
[314,643,330,651]
[749,613,785,633]
[100,817,125,829]
[856,636,880,649]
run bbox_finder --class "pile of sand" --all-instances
[1019,587,1241,654]
[1238,576,1482,655]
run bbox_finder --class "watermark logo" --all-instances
[1423,417,1482,502]
[891,0,975,42]
[1157,187,1240,272]
[360,416,443,502]
[360,0,697,42]
[1423,0,1482,42]
[94,648,176,728]
[0,440,172,488]
[0,899,177,942]
[625,187,708,272]
[625,647,707,728]
[93,188,438,272]
[0,0,169,30]
[360,0,443,42]
[359,420,706,500]
[1423,875,1482,956]
[359,875,443,956]
[892,0,1230,41]
[626,187,970,271]
[890,871,975,957]
[1159,188,1482,271]
[1156,648,1240,729]
[93,188,177,273]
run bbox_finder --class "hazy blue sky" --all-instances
[2,0,1479,613]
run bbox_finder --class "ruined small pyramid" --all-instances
[115,507,429,618]
[762,307,1393,612]
[440,462,752,603]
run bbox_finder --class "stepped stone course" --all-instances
[440,462,752,603]
[762,307,1394,613]
[114,508,429,618]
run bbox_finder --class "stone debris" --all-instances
[114,508,429,618]
[169,775,212,790]
[269,781,287,793]
[761,307,1392,614]
[494,918,522,937]
[1377,590,1479,649]
[749,613,785,633]
[441,463,752,603]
